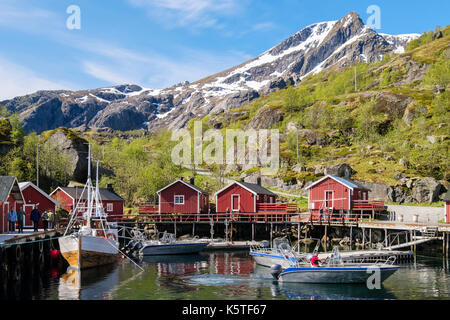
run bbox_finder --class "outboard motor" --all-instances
[270,264,282,280]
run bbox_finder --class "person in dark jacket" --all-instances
[17,209,26,233]
[31,207,41,232]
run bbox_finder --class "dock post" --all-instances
[270,223,273,248]
[369,228,372,248]
[384,229,388,248]
[324,225,328,252]
[252,223,255,242]
[192,223,195,237]
[225,219,229,242]
[362,228,365,249]
[350,226,353,248]
[298,223,300,253]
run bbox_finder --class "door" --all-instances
[231,195,240,212]
[23,204,35,227]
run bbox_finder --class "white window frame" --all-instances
[324,190,334,209]
[231,194,240,212]
[106,203,113,212]
[174,195,185,205]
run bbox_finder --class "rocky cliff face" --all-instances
[1,12,419,134]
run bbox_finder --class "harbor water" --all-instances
[2,250,449,300]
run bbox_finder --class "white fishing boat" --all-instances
[250,238,320,268]
[128,231,209,256]
[58,145,119,270]
[271,247,400,284]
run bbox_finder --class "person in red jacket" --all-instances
[310,252,322,267]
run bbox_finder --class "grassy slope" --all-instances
[199,26,450,188]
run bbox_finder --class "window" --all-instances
[174,195,184,205]
[106,203,113,212]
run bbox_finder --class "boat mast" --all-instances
[86,143,92,227]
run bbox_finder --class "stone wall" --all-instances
[386,205,445,225]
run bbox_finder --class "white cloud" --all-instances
[127,0,244,28]
[0,55,70,100]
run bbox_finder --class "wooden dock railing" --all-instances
[352,200,385,211]
[256,203,298,213]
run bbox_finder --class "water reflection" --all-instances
[1,251,449,300]
[58,264,119,300]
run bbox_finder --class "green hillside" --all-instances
[199,26,450,187]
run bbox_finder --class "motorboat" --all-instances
[127,231,209,256]
[271,247,400,284]
[249,238,319,268]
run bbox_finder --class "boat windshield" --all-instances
[160,232,175,243]
[273,238,291,251]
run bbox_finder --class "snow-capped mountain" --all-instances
[1,12,419,133]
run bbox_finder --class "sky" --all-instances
[0,0,449,100]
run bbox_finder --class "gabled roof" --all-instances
[19,182,58,205]
[306,175,370,191]
[157,180,209,195]
[51,186,124,201]
[0,176,24,203]
[215,181,277,197]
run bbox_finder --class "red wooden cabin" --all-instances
[157,178,209,214]
[19,182,58,229]
[306,175,384,217]
[444,190,450,223]
[0,176,24,234]
[50,185,124,217]
[215,180,277,214]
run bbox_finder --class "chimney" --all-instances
[106,183,114,193]
[180,177,184,181]
[190,177,195,185]
[256,176,261,186]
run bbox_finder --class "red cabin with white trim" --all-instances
[157,179,209,214]
[19,182,58,228]
[50,186,124,217]
[215,181,277,213]
[0,176,24,234]
[306,175,371,214]
[444,190,450,223]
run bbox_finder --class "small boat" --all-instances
[132,231,209,256]
[58,145,119,270]
[249,238,319,268]
[271,247,400,284]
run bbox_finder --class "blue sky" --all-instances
[0,0,448,100]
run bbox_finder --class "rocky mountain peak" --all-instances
[2,12,420,134]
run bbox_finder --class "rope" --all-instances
[99,219,144,272]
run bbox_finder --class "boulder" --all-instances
[324,163,355,178]
[246,105,283,129]
[411,177,444,203]
[297,129,328,146]
[44,128,89,182]
[402,102,428,126]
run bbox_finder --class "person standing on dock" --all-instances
[47,210,55,230]
[7,209,17,233]
[42,210,48,231]
[17,208,26,233]
[31,207,40,232]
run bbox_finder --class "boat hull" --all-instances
[279,266,399,284]
[140,242,209,256]
[249,251,295,268]
[59,234,118,270]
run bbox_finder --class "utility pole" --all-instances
[296,128,299,164]
[36,144,39,188]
